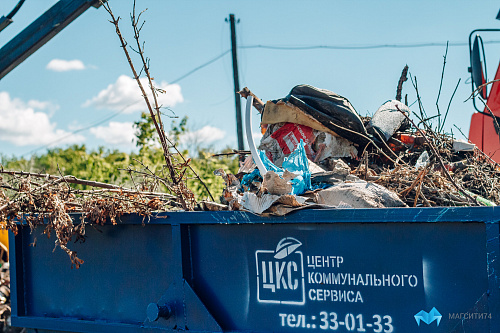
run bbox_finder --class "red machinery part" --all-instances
[469,60,500,163]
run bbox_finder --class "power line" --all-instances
[168,40,500,86]
[170,40,492,84]
[170,50,231,84]
[169,40,500,84]
[240,40,500,50]
[167,40,499,86]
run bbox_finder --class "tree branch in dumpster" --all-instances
[0,168,182,268]
[100,0,214,208]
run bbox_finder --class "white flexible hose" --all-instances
[245,96,267,176]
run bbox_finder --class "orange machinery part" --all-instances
[0,230,7,259]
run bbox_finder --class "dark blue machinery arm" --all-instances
[0,0,27,33]
[0,0,101,80]
[8,207,500,332]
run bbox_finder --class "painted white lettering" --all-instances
[296,314,306,328]
[275,262,287,290]
[391,275,400,286]
[401,274,408,286]
[307,256,314,268]
[317,289,324,300]
[279,313,287,326]
[347,291,354,302]
[263,261,275,292]
[287,261,298,290]
[315,256,322,267]
[383,274,391,286]
[409,275,418,287]
[339,290,346,302]
[287,314,296,327]
[309,289,316,301]
[323,256,329,268]
[324,289,331,300]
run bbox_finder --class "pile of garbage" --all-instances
[211,84,499,215]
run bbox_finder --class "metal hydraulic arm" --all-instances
[0,0,101,80]
[0,0,27,33]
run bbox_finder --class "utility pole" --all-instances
[228,14,244,150]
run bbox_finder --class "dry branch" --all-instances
[238,87,265,113]
[395,104,477,205]
[99,0,214,206]
[396,65,408,102]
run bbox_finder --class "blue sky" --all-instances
[1,0,500,158]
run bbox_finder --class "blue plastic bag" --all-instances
[241,140,311,195]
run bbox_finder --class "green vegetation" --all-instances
[0,113,238,201]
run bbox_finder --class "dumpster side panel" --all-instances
[14,224,173,325]
[8,208,500,332]
[189,222,489,333]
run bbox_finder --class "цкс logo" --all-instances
[256,237,305,305]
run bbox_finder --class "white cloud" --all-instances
[179,125,225,146]
[46,59,85,72]
[252,131,263,143]
[83,75,183,113]
[89,121,136,146]
[0,92,84,146]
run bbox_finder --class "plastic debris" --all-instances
[259,122,317,166]
[315,181,407,208]
[284,85,372,146]
[415,151,430,169]
[243,140,311,196]
[313,132,358,161]
[367,100,410,142]
[245,95,268,176]
[453,139,476,152]
[240,192,281,214]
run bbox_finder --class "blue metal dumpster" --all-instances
[8,207,500,332]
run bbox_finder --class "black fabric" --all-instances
[282,84,377,146]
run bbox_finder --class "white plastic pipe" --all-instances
[245,96,267,176]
